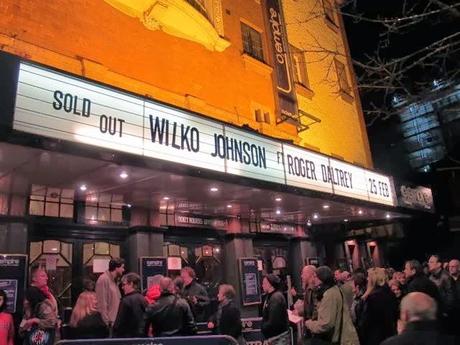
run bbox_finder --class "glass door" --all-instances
[29,239,121,309]
[163,240,223,319]
[82,241,121,289]
[29,240,73,308]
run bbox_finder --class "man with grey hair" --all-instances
[448,259,460,297]
[293,265,318,319]
[382,292,457,344]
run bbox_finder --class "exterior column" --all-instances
[224,233,258,318]
[289,238,319,291]
[127,226,165,273]
[224,218,259,318]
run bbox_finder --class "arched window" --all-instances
[104,0,230,52]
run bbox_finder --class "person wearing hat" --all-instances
[261,274,289,343]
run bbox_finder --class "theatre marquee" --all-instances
[13,62,396,206]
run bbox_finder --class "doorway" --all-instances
[29,239,122,309]
[163,236,224,319]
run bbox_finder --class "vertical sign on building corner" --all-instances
[265,0,299,124]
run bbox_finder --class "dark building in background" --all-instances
[343,1,460,264]
[394,83,460,173]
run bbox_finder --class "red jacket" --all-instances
[0,312,14,345]
[145,285,161,305]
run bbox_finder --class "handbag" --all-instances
[24,326,55,345]
[304,288,344,345]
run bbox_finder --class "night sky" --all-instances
[342,0,460,179]
[343,0,459,108]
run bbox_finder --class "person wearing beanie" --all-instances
[261,274,289,342]
[305,266,359,345]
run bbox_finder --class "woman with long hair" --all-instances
[19,287,58,345]
[358,267,398,345]
[0,289,15,345]
[69,291,108,339]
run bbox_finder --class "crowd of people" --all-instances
[289,256,460,345]
[0,256,459,345]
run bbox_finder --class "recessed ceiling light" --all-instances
[51,247,58,251]
[215,248,220,253]
[227,204,232,208]
[323,204,330,209]
[313,213,319,219]
[210,187,219,192]
[386,213,391,219]
[79,184,87,191]
[119,171,128,179]
[163,196,170,200]
[358,210,363,215]
[275,197,282,202]
[276,209,281,215]
[344,219,349,222]
[126,203,132,208]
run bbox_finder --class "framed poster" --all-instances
[0,254,27,314]
[239,258,262,306]
[0,279,17,313]
[139,257,167,291]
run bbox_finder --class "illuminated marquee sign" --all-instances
[13,63,395,206]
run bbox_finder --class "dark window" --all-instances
[241,22,264,62]
[322,0,337,26]
[334,59,352,96]
[290,45,310,88]
[185,0,209,20]
[255,109,271,124]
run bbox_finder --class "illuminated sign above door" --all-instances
[13,62,396,206]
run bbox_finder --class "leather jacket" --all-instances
[145,291,197,337]
[430,269,457,313]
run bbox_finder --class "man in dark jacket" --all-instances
[428,255,457,313]
[261,274,289,340]
[448,259,460,336]
[381,292,457,345]
[448,259,460,296]
[404,260,440,301]
[428,255,458,335]
[145,277,197,336]
[113,273,147,338]
[208,284,243,343]
[181,267,210,322]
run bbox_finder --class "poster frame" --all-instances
[238,257,262,306]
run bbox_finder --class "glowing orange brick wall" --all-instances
[0,0,372,168]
